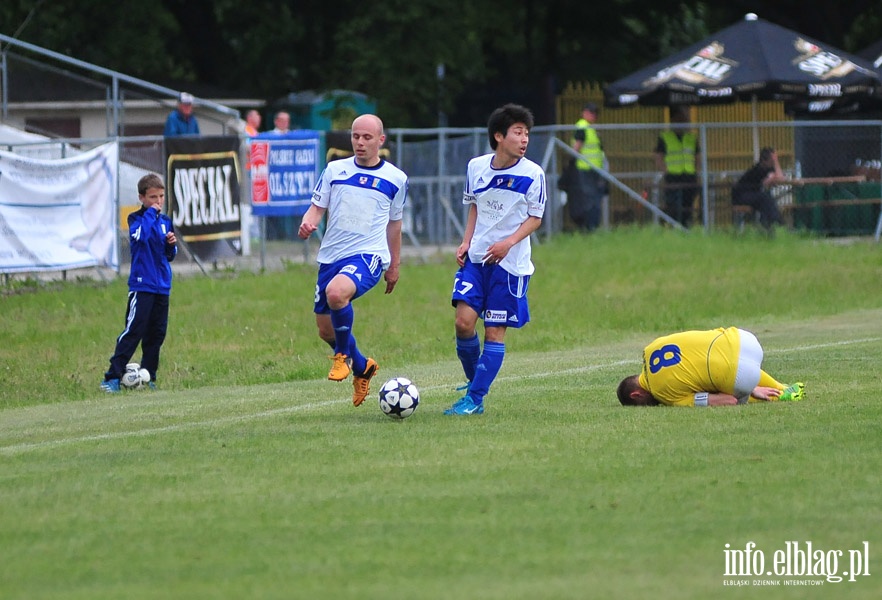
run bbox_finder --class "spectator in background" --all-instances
[732,147,787,231]
[267,110,294,238]
[164,92,200,136]
[568,102,606,231]
[244,109,262,136]
[271,111,291,134]
[655,106,699,227]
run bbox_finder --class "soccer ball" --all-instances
[138,368,151,384]
[378,377,420,419]
[121,363,142,389]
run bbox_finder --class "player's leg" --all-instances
[468,269,531,406]
[103,291,152,391]
[327,255,385,405]
[315,314,335,350]
[733,329,764,403]
[467,325,507,406]
[451,258,484,385]
[757,369,785,390]
[314,262,355,381]
[139,293,169,385]
[454,301,481,383]
[313,272,337,360]
[446,267,531,414]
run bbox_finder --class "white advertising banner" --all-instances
[0,142,118,273]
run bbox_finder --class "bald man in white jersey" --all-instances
[446,103,547,415]
[299,114,408,407]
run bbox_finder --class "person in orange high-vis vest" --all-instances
[654,107,700,227]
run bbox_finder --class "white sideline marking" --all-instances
[2,337,879,456]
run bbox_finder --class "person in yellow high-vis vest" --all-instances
[569,103,607,231]
[654,106,700,227]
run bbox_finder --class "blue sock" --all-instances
[456,334,481,383]
[348,334,367,375]
[469,341,504,404]
[330,304,354,356]
[331,305,366,373]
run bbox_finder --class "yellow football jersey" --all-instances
[637,327,740,406]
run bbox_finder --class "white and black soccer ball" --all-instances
[121,363,142,389]
[378,377,420,419]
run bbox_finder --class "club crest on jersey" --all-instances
[359,176,368,185]
[495,177,515,188]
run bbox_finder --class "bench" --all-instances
[779,198,882,211]
[731,204,758,232]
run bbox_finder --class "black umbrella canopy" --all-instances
[604,13,882,110]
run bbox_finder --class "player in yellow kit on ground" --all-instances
[617,327,804,407]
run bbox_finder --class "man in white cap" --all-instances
[164,92,200,136]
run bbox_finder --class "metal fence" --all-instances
[3,118,882,279]
[388,119,882,243]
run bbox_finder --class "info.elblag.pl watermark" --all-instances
[723,541,870,586]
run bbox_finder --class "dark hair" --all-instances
[759,147,775,162]
[487,103,534,150]
[617,375,639,405]
[583,102,599,114]
[138,173,164,195]
[616,374,659,406]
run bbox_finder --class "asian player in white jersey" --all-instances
[446,104,547,415]
[298,114,408,407]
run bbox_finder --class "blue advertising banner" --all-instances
[250,131,322,217]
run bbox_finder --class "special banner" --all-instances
[166,136,242,261]
[250,131,322,217]
[0,142,118,273]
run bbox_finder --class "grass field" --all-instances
[2,229,882,599]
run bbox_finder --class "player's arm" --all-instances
[482,215,542,264]
[164,223,177,262]
[572,127,585,152]
[384,218,402,294]
[456,203,478,266]
[298,204,326,239]
[691,392,739,406]
[762,151,787,187]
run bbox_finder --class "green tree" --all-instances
[2,0,880,127]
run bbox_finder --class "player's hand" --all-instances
[456,242,470,267]
[166,231,176,245]
[384,265,399,294]
[751,386,782,401]
[298,221,317,239]
[482,240,512,265]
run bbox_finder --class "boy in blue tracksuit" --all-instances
[101,173,177,392]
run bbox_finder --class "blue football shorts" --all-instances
[313,254,384,314]
[451,257,530,328]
